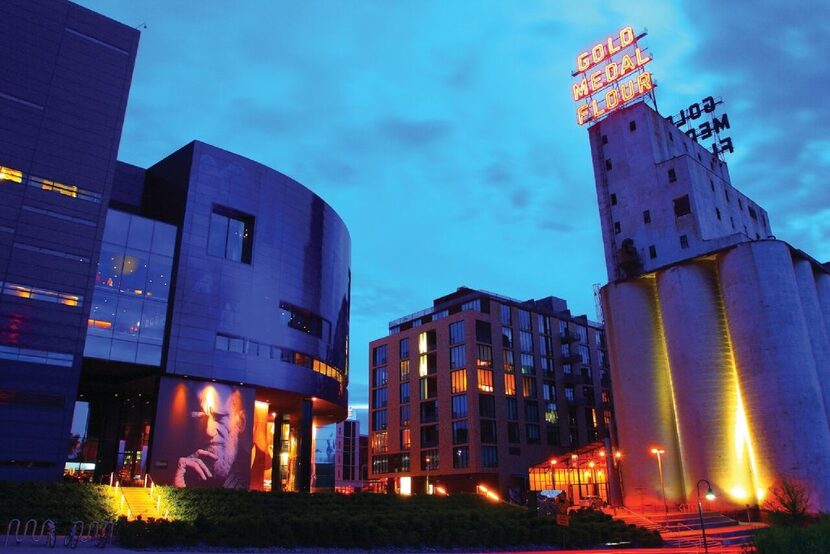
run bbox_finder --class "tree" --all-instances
[763,479,811,526]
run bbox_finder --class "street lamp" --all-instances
[650,448,668,514]
[425,456,431,494]
[696,479,716,553]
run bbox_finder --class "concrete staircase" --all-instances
[120,487,161,520]
[613,508,765,548]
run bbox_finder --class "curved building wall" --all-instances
[601,277,684,509]
[159,142,351,416]
[656,261,758,508]
[719,242,830,510]
[793,259,830,427]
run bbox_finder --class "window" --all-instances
[421,450,438,471]
[400,428,411,449]
[738,198,743,210]
[518,310,531,330]
[372,387,387,409]
[725,188,730,202]
[506,397,519,420]
[518,331,532,353]
[372,431,388,453]
[207,206,254,263]
[629,120,637,131]
[399,359,410,381]
[420,400,438,423]
[522,376,537,398]
[504,374,516,396]
[500,304,511,324]
[419,352,436,376]
[399,337,409,358]
[281,302,330,340]
[400,405,410,426]
[418,330,436,353]
[601,134,608,144]
[508,422,520,444]
[420,425,438,448]
[542,381,556,401]
[649,245,657,259]
[372,345,388,366]
[748,205,757,220]
[680,235,689,249]
[643,210,651,224]
[372,455,389,474]
[451,369,467,393]
[716,208,721,220]
[546,425,560,446]
[565,385,575,402]
[452,394,468,418]
[479,394,496,418]
[526,424,541,444]
[503,350,514,373]
[605,159,612,171]
[501,326,513,348]
[477,369,493,392]
[400,382,410,403]
[614,221,621,234]
[419,376,437,400]
[668,168,677,182]
[673,195,691,217]
[449,321,464,345]
[452,420,468,444]
[480,420,497,443]
[481,445,498,468]
[453,446,469,468]
[545,402,559,424]
[520,353,535,375]
[525,400,540,422]
[610,193,617,206]
[372,409,387,431]
[450,345,466,369]
[477,344,493,368]
[475,320,492,343]
[372,366,387,387]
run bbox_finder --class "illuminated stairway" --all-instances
[120,487,161,520]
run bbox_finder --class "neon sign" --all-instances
[666,96,734,156]
[571,26,654,126]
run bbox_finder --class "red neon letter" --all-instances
[637,71,653,93]
[605,88,620,111]
[577,104,591,125]
[576,52,591,72]
[589,70,603,91]
[591,43,606,64]
[604,61,619,83]
[572,79,589,101]
[619,26,634,48]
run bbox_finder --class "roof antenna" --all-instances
[135,23,148,30]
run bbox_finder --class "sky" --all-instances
[77,0,830,424]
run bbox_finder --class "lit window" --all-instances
[504,374,516,396]
[451,369,467,393]
[207,206,254,263]
[523,376,537,398]
[478,369,494,392]
[0,165,23,183]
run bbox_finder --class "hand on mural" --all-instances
[174,449,218,486]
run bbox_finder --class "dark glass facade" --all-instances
[1,1,350,491]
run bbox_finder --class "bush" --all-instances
[754,516,830,554]
[764,479,812,526]
[0,482,115,534]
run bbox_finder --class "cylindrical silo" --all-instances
[793,259,830,431]
[719,241,830,511]
[602,277,685,510]
[816,272,830,342]
[656,260,757,509]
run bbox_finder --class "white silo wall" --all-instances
[656,260,757,509]
[719,241,830,511]
[602,277,685,510]
[793,259,830,430]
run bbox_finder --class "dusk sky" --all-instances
[77,0,829,417]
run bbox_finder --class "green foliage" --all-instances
[0,483,661,549]
[0,482,115,534]
[754,516,830,554]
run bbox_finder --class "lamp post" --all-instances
[696,479,716,553]
[650,448,668,514]
[425,456,431,494]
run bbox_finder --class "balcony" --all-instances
[560,330,580,343]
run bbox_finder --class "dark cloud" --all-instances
[538,219,575,233]
[314,157,358,186]
[484,162,511,185]
[378,117,451,147]
[510,187,531,208]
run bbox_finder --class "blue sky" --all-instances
[78,0,830,419]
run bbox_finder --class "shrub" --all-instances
[764,479,811,526]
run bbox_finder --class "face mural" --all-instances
[152,377,254,489]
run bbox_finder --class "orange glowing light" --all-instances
[0,166,23,183]
[571,48,652,101]
[88,318,112,330]
[575,26,635,74]
[575,71,653,126]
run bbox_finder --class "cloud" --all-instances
[378,117,451,147]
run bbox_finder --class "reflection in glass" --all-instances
[96,246,123,289]
[120,253,148,296]
[151,222,176,256]
[226,218,245,262]
[103,210,130,246]
[140,301,166,344]
[146,254,172,300]
[114,296,143,339]
[136,343,161,365]
[88,292,117,336]
[127,216,153,252]
[207,213,229,258]
[110,339,137,363]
